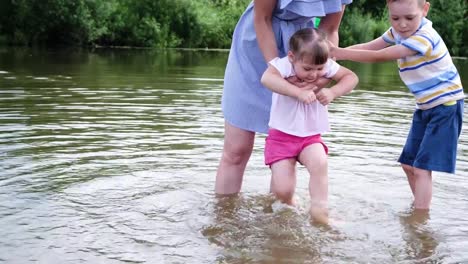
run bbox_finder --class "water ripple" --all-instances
[0,50,467,263]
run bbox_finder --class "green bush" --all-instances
[0,0,465,56]
[192,0,249,48]
[428,0,466,56]
[95,0,204,48]
[340,8,389,47]
[0,0,111,46]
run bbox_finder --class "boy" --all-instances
[331,0,465,210]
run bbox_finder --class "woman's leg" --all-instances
[298,143,328,224]
[270,158,297,205]
[215,121,255,195]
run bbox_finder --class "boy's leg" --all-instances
[412,168,432,210]
[402,164,432,209]
[270,158,297,205]
[401,164,416,196]
[298,143,328,223]
[400,100,463,209]
[399,109,427,206]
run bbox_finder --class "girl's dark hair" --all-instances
[288,28,329,65]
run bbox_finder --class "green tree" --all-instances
[428,0,466,56]
[0,0,465,55]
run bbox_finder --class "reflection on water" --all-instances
[0,47,467,263]
[399,209,440,262]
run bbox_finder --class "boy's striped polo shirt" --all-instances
[382,18,465,110]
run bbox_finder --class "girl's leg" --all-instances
[401,164,416,196]
[413,168,432,210]
[270,158,297,205]
[298,143,328,224]
[215,121,255,195]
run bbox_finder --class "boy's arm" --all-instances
[334,42,418,63]
[316,66,358,105]
[347,37,390,50]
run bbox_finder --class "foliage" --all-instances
[192,0,250,48]
[0,0,465,56]
[339,7,389,47]
[0,0,109,46]
[97,0,203,47]
[427,0,466,56]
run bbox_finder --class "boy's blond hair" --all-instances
[386,0,426,7]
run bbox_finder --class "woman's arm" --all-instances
[317,5,346,46]
[253,0,278,62]
[255,0,317,100]
[313,6,347,88]
[261,66,317,104]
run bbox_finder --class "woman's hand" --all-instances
[316,89,337,105]
[297,87,317,104]
[286,76,307,88]
[286,76,330,91]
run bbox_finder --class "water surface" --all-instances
[0,47,467,263]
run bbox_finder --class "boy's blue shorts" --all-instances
[398,99,464,173]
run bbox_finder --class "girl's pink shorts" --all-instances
[264,129,328,166]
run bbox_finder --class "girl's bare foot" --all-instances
[309,205,328,225]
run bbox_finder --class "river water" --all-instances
[0,47,467,263]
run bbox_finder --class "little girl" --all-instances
[261,28,358,224]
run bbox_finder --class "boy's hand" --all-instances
[297,88,317,104]
[316,88,336,105]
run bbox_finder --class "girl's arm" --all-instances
[261,66,317,104]
[316,66,358,105]
[253,0,278,62]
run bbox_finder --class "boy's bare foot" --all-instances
[403,208,430,226]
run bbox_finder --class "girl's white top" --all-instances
[268,57,340,137]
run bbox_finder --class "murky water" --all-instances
[0,47,467,263]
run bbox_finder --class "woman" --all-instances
[216,0,352,195]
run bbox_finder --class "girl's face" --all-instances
[288,52,326,83]
[388,0,429,39]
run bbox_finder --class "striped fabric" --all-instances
[382,18,465,110]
